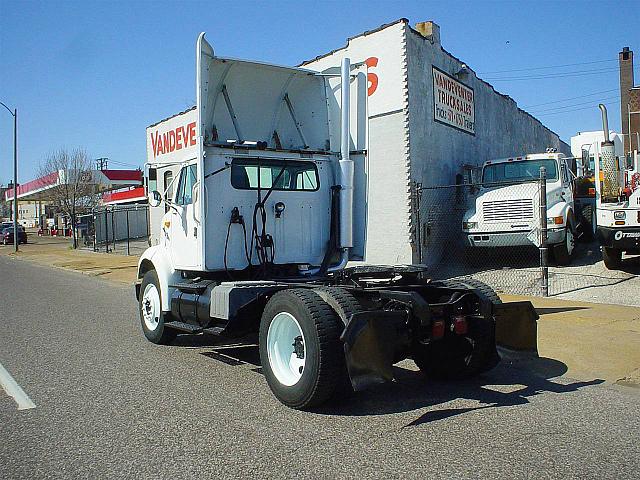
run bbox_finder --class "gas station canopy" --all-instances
[4,169,143,202]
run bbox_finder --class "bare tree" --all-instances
[39,148,99,248]
[0,184,11,220]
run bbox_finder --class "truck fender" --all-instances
[547,202,573,228]
[137,245,181,312]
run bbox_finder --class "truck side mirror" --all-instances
[148,190,162,207]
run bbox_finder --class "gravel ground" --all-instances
[1,256,639,479]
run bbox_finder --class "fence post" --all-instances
[111,207,116,253]
[104,208,109,253]
[93,210,97,252]
[539,167,549,297]
[126,208,131,256]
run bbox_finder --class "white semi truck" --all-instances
[135,34,534,409]
[592,105,640,269]
[462,152,577,264]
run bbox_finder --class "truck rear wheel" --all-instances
[602,247,622,269]
[139,270,177,345]
[314,287,366,394]
[259,289,345,409]
[412,317,498,380]
[413,279,499,380]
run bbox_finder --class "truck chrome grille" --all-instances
[482,199,534,222]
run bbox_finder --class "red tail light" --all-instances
[431,320,445,339]
[453,315,468,335]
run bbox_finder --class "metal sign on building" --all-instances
[432,66,475,135]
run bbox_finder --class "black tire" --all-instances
[437,278,501,305]
[314,286,363,326]
[413,278,499,380]
[259,288,345,409]
[314,287,365,394]
[581,204,594,240]
[602,247,622,270]
[554,223,575,266]
[139,270,177,345]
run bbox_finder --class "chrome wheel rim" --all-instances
[142,283,161,331]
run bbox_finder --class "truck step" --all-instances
[202,327,225,336]
[164,321,203,333]
[170,280,214,294]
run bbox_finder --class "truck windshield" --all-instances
[482,159,558,183]
[231,159,319,191]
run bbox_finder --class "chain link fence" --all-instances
[412,170,634,298]
[80,204,150,256]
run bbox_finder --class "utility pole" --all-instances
[1,101,18,252]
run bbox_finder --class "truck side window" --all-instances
[148,167,157,192]
[231,158,319,191]
[561,163,569,184]
[175,164,197,205]
[163,171,173,213]
[164,171,174,200]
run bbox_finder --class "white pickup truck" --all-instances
[462,153,577,264]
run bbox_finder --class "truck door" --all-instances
[169,162,200,269]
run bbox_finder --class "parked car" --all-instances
[1,226,27,245]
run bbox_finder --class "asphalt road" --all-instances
[1,256,638,479]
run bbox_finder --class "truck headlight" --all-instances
[463,222,477,230]
[547,216,564,225]
[614,211,626,220]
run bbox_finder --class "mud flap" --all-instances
[493,301,539,353]
[340,311,409,391]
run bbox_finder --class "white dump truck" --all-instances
[462,152,577,264]
[135,33,535,409]
[592,105,640,269]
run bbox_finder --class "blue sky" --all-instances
[1,0,638,184]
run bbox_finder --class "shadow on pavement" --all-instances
[313,356,604,421]
[173,335,604,423]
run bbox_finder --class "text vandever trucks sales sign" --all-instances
[432,67,475,135]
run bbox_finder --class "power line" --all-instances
[529,96,620,114]
[106,159,142,168]
[479,58,617,74]
[522,88,619,108]
[486,64,640,81]
[534,101,619,117]
[485,66,620,81]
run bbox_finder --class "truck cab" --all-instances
[593,142,640,268]
[462,152,576,264]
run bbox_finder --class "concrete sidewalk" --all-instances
[0,233,138,285]
[503,294,640,388]
[3,233,638,388]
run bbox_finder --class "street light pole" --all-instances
[1,101,18,252]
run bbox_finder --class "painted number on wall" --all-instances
[365,57,379,96]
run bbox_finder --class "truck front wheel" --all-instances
[554,224,575,265]
[259,289,344,409]
[139,270,177,345]
[602,247,622,269]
